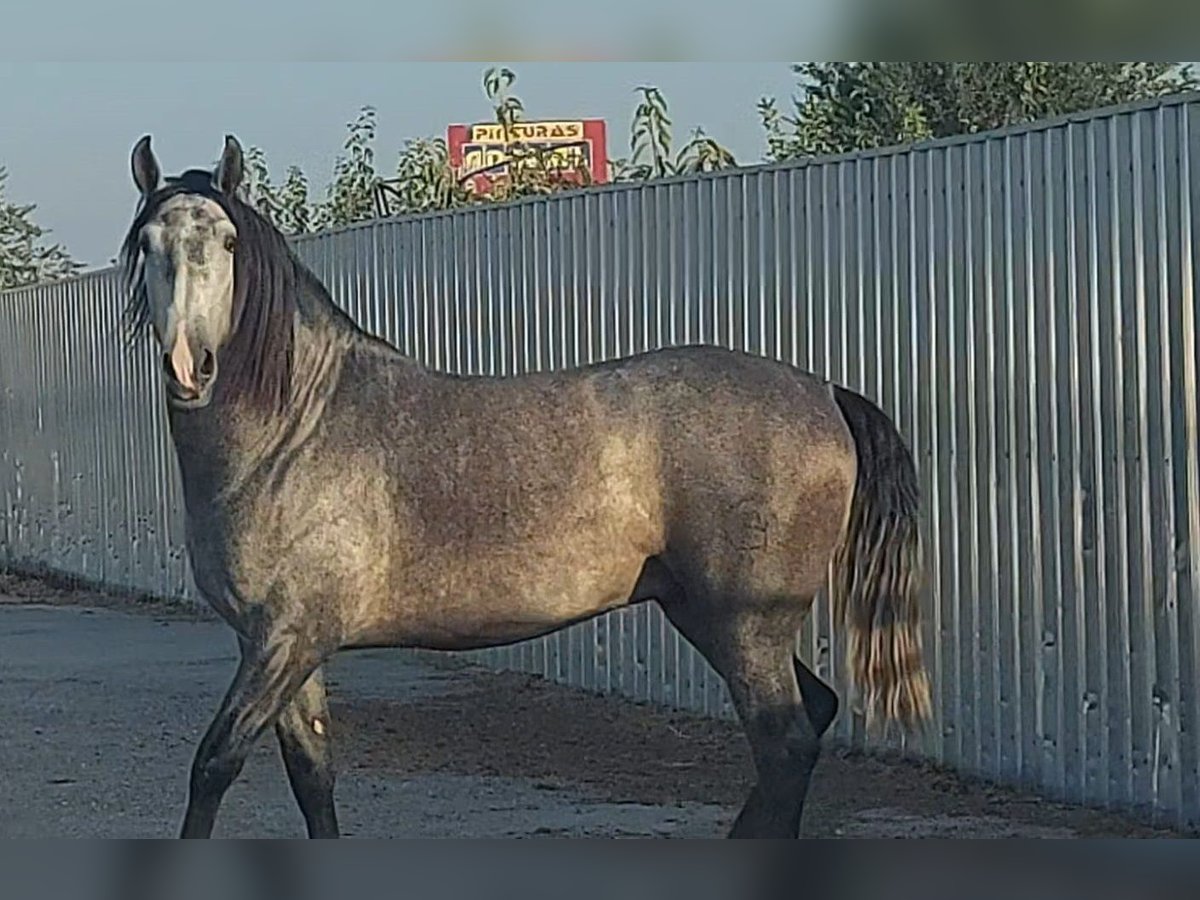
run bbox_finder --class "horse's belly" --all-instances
[365,545,651,651]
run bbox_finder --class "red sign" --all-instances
[447,119,608,194]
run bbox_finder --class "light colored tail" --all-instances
[830,385,931,733]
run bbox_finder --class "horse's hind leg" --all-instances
[661,600,835,838]
[724,645,839,838]
[275,666,340,838]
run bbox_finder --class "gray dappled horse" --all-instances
[119,134,931,839]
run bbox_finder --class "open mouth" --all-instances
[161,354,212,409]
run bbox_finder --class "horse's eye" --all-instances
[224,235,237,254]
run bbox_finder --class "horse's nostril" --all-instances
[162,353,173,377]
[199,350,215,379]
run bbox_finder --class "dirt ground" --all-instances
[1,568,1190,839]
[333,671,1186,838]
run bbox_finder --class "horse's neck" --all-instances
[168,312,349,513]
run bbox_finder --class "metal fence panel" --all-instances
[3,93,1200,826]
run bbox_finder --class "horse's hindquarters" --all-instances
[649,367,857,608]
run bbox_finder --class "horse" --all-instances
[118,133,931,839]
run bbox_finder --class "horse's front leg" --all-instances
[180,630,320,838]
[275,666,340,838]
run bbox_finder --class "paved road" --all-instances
[0,603,728,838]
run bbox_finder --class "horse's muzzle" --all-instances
[162,347,216,408]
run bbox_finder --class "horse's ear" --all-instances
[131,135,161,198]
[213,134,244,196]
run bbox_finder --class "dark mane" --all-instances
[120,168,318,414]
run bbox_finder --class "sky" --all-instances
[0,62,801,270]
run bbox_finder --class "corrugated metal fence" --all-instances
[3,93,1200,827]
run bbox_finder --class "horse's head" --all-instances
[123,134,245,410]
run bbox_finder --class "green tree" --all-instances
[241,143,324,232]
[275,165,316,234]
[612,86,737,181]
[242,106,381,234]
[387,136,471,215]
[0,168,82,290]
[321,106,381,228]
[759,62,1199,162]
[241,145,320,234]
